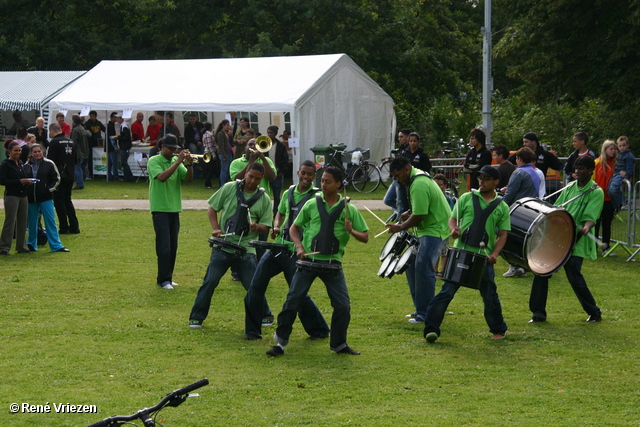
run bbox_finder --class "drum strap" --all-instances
[311,194,345,254]
[225,180,266,236]
[282,185,318,242]
[461,192,503,247]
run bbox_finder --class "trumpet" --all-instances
[188,152,212,163]
[249,135,272,154]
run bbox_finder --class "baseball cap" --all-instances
[478,165,500,180]
[160,134,180,149]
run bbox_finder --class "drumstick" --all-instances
[375,228,389,238]
[585,232,607,250]
[219,233,235,237]
[304,251,321,257]
[364,206,387,226]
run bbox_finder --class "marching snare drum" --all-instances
[501,197,576,277]
[208,237,246,256]
[248,240,290,253]
[442,247,487,289]
[394,242,419,275]
[378,253,395,277]
[296,259,342,274]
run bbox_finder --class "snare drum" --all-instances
[248,240,290,253]
[296,260,342,274]
[378,253,395,278]
[208,237,246,256]
[394,243,418,275]
[379,231,410,261]
[442,247,487,289]
[501,197,576,277]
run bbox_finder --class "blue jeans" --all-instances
[190,249,270,322]
[74,158,88,188]
[424,263,507,337]
[406,235,444,319]
[275,262,350,351]
[244,250,330,337]
[108,151,119,181]
[219,155,232,187]
[272,175,284,215]
[608,173,626,209]
[28,200,64,252]
[120,150,134,181]
[152,212,180,285]
[529,256,601,320]
[383,180,408,214]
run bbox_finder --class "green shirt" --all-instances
[408,167,451,239]
[274,185,317,251]
[555,179,604,260]
[229,156,277,195]
[293,193,368,263]
[208,180,273,255]
[452,189,511,254]
[148,154,188,212]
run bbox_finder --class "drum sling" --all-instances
[461,192,503,247]
[311,194,345,255]
[281,185,317,243]
[225,180,265,236]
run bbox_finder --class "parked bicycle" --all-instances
[323,144,381,193]
[432,136,466,199]
[86,378,209,427]
[378,148,401,189]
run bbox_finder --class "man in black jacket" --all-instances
[184,113,204,154]
[47,122,79,234]
[114,115,134,182]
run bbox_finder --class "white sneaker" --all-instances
[160,282,174,290]
[405,312,417,318]
[171,281,179,286]
[408,317,425,324]
[503,266,519,277]
[514,267,527,277]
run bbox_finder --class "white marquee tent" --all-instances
[48,54,396,171]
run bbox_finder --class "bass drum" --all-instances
[501,197,576,277]
[442,247,487,290]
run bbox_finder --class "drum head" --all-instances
[380,233,399,260]
[526,209,575,275]
[384,257,399,278]
[394,245,417,274]
[378,253,394,277]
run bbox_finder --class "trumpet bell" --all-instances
[190,152,212,163]
[254,135,272,153]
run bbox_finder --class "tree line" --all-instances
[2,0,638,155]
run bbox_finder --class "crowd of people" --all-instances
[2,107,637,355]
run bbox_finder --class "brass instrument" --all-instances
[189,152,212,163]
[250,135,272,153]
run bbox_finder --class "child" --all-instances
[608,136,635,211]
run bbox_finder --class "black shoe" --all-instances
[308,333,328,341]
[69,229,80,234]
[261,315,275,327]
[528,316,545,323]
[586,314,602,323]
[55,248,71,252]
[244,333,262,340]
[266,346,284,357]
[337,346,360,355]
[27,244,35,252]
[59,230,71,235]
[0,251,7,255]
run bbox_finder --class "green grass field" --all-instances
[1,206,639,426]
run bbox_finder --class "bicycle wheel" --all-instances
[351,163,381,193]
[379,159,392,188]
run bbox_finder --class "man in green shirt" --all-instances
[424,165,510,342]
[148,134,193,290]
[529,155,604,323]
[266,166,369,357]
[189,163,273,328]
[387,157,451,324]
[244,160,330,340]
[229,139,276,195]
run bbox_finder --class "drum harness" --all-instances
[460,191,503,253]
[279,185,318,255]
[310,193,347,263]
[210,179,265,255]
[550,182,599,244]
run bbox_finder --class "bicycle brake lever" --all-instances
[164,394,188,408]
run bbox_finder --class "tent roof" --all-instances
[0,71,86,111]
[49,54,392,112]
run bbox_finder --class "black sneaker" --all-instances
[586,314,602,323]
[266,346,284,357]
[189,319,203,328]
[262,315,274,327]
[308,333,328,341]
[336,346,360,355]
[528,316,545,323]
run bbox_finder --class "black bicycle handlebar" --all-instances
[86,379,209,427]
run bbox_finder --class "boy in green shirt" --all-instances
[267,166,369,357]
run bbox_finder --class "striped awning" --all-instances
[0,71,86,112]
